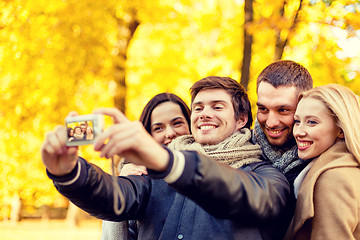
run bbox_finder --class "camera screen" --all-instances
[66,120,95,145]
[65,114,103,146]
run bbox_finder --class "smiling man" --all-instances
[191,90,249,146]
[257,82,298,148]
[252,60,313,191]
[42,76,290,240]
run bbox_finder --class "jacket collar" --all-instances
[292,141,358,233]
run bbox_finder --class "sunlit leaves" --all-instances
[0,0,118,211]
[0,0,359,216]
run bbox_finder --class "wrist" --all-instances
[151,147,169,172]
[47,160,80,183]
[147,147,173,178]
[154,148,170,172]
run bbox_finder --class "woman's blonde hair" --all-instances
[299,84,360,163]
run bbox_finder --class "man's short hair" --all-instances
[257,60,313,93]
[190,76,252,129]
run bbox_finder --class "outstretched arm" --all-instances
[48,157,152,222]
[40,110,154,221]
[92,108,290,222]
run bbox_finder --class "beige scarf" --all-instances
[168,128,263,169]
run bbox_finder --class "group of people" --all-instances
[67,123,94,142]
[41,60,360,240]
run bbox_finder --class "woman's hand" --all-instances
[120,163,148,176]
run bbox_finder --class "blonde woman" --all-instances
[85,126,94,140]
[285,84,360,239]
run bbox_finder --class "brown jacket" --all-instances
[285,142,360,240]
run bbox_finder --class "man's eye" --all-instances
[279,109,292,115]
[257,107,267,112]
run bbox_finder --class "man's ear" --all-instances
[236,114,248,130]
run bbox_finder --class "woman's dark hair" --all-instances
[139,93,191,134]
[67,127,73,137]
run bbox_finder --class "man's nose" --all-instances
[200,106,213,119]
[266,111,280,128]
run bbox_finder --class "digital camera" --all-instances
[65,114,103,146]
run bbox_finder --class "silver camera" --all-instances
[65,114,104,146]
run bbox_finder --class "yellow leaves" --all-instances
[246,15,291,36]
[0,0,359,213]
[72,24,81,37]
[345,13,360,30]
[0,4,15,26]
[15,104,22,116]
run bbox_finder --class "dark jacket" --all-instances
[48,150,290,240]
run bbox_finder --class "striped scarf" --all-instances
[168,128,262,169]
[252,120,305,173]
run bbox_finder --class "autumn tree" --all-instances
[0,0,126,219]
[106,1,140,112]
[0,0,359,222]
[241,0,254,90]
[240,0,360,92]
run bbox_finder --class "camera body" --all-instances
[65,114,103,146]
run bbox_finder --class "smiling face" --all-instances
[257,81,299,148]
[293,97,343,160]
[86,126,93,134]
[75,127,82,135]
[150,102,190,145]
[191,89,247,145]
[80,124,86,133]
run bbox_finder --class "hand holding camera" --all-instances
[41,108,169,176]
[41,111,95,176]
[41,125,79,176]
[65,114,104,146]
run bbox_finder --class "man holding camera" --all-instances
[41,76,290,239]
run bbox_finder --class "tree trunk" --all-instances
[274,0,304,60]
[113,15,139,113]
[10,194,21,224]
[240,0,253,90]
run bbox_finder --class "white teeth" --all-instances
[200,125,216,130]
[298,142,311,147]
[269,130,281,134]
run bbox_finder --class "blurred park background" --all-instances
[0,0,360,239]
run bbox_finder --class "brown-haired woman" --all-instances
[101,92,191,240]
